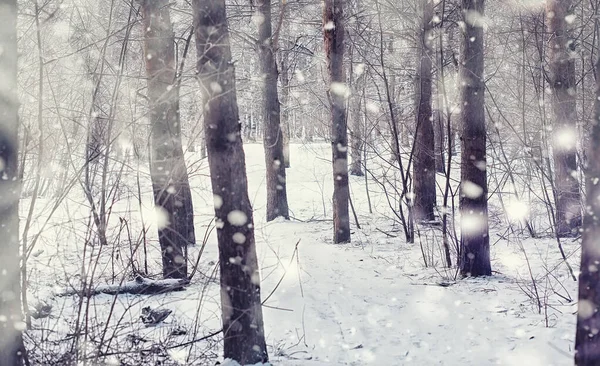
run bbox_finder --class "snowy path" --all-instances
[257,220,574,366]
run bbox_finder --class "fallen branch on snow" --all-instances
[57,276,189,297]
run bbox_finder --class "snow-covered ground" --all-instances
[25,143,578,365]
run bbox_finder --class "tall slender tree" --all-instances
[142,0,196,279]
[546,0,582,237]
[458,0,491,277]
[413,0,436,222]
[193,0,269,363]
[347,0,364,177]
[275,0,292,168]
[0,0,25,363]
[349,75,365,177]
[574,47,600,366]
[324,0,351,243]
[256,0,290,222]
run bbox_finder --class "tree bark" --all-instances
[434,110,446,173]
[142,0,196,279]
[546,0,582,237]
[277,6,292,169]
[193,0,269,363]
[324,0,351,243]
[458,0,491,277]
[257,0,290,222]
[279,57,291,168]
[575,52,600,366]
[349,79,364,177]
[58,276,188,297]
[413,0,436,222]
[0,1,25,363]
[434,26,446,174]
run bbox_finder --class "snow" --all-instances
[222,360,271,366]
[25,143,577,365]
[227,210,248,226]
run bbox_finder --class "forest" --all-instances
[0,0,599,364]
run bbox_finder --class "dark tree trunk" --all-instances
[324,0,351,243]
[434,110,446,173]
[193,0,268,363]
[0,1,25,363]
[257,0,290,222]
[458,0,491,277]
[142,0,196,279]
[575,52,600,366]
[547,0,582,237]
[413,0,436,222]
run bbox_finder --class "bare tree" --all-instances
[0,0,25,363]
[193,0,269,363]
[142,0,196,279]
[349,75,365,177]
[347,0,365,177]
[546,0,582,237]
[275,0,292,168]
[458,0,491,277]
[256,0,290,221]
[324,0,351,243]
[574,44,600,366]
[413,0,436,222]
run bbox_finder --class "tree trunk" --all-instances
[547,0,582,237]
[193,0,269,363]
[324,0,351,244]
[413,0,436,222]
[349,80,364,177]
[0,1,25,363]
[281,88,291,168]
[434,110,446,173]
[142,0,196,279]
[575,52,600,366]
[257,0,290,222]
[280,60,291,168]
[200,134,207,159]
[387,38,401,163]
[434,23,446,175]
[277,12,292,169]
[458,0,491,277]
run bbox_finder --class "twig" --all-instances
[376,227,397,238]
